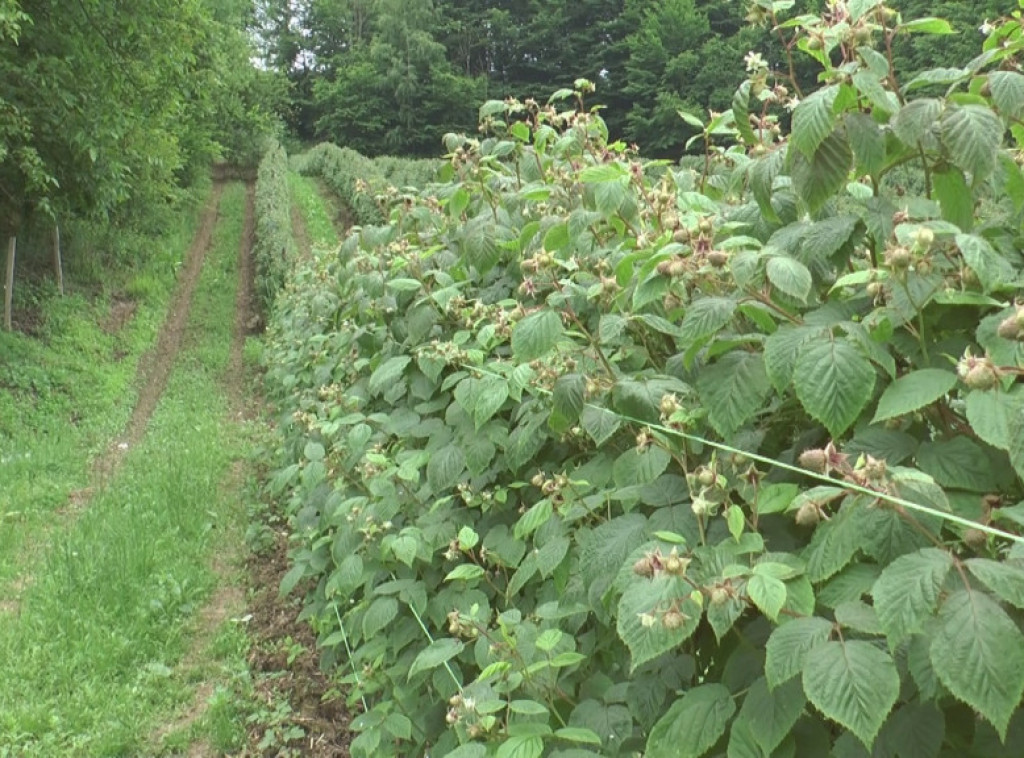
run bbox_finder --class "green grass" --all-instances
[288,171,341,249]
[0,202,202,589]
[0,183,257,756]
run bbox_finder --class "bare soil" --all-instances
[291,202,313,260]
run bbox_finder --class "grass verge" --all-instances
[289,172,341,250]
[0,183,257,756]
[0,198,206,591]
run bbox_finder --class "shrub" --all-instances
[264,7,1024,758]
[294,143,438,226]
[253,142,293,315]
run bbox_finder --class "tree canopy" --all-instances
[254,0,1018,157]
[0,0,285,236]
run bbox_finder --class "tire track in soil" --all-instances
[95,180,227,482]
[291,199,313,261]
[152,180,254,757]
[0,182,226,616]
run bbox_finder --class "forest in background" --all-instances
[253,0,1018,157]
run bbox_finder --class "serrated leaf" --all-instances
[794,339,875,438]
[899,17,954,34]
[496,735,543,758]
[680,297,736,346]
[580,404,621,446]
[791,129,854,213]
[966,559,1024,609]
[552,373,586,425]
[791,85,839,158]
[362,597,398,639]
[697,351,771,438]
[989,71,1024,119]
[427,444,466,492]
[871,548,953,643]
[766,256,813,303]
[646,683,736,758]
[764,326,822,392]
[750,147,787,223]
[747,574,787,621]
[802,640,899,747]
[834,600,882,636]
[933,167,973,231]
[734,677,805,755]
[368,356,411,396]
[956,233,1017,292]
[966,390,1020,450]
[915,437,993,492]
[930,589,1024,739]
[845,112,886,176]
[892,98,942,147]
[872,369,957,424]
[803,500,864,582]
[553,727,603,745]
[445,564,485,582]
[764,616,834,689]
[455,375,510,430]
[941,104,1004,180]
[617,575,701,672]
[512,309,564,361]
[408,638,464,680]
[706,594,746,642]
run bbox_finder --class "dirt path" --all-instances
[96,181,226,483]
[152,182,255,756]
[291,201,313,260]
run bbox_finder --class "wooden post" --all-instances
[4,235,15,331]
[53,224,63,296]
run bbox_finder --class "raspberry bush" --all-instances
[264,3,1024,756]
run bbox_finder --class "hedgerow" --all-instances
[253,141,294,315]
[264,5,1024,757]
[294,143,438,226]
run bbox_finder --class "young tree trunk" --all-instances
[53,224,63,296]
[3,235,15,331]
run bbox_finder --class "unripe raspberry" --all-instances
[965,363,999,390]
[866,281,884,298]
[912,226,935,250]
[795,501,821,526]
[673,228,690,244]
[863,455,887,482]
[659,393,681,416]
[662,609,686,630]
[998,315,1021,340]
[633,555,655,578]
[798,448,828,473]
[707,250,729,268]
[885,245,912,269]
[668,260,687,277]
[696,466,716,487]
[709,586,730,605]
[964,528,987,550]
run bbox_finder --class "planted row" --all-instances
[263,5,1024,757]
[253,142,294,315]
[293,143,439,227]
